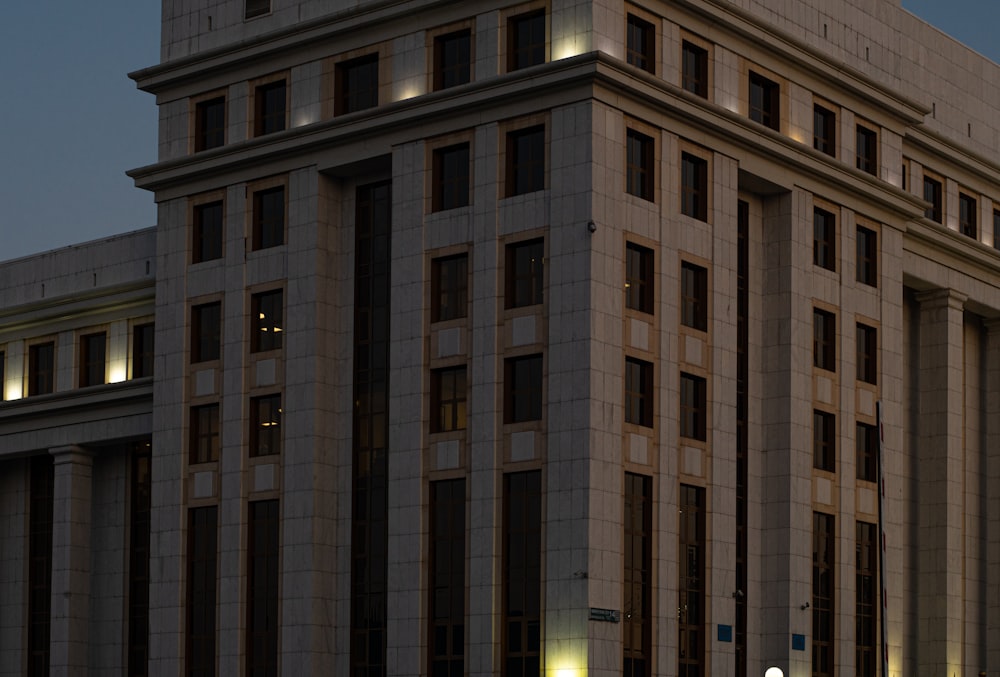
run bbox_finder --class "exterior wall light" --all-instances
[764,667,784,677]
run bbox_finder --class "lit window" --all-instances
[506,239,544,308]
[508,10,545,71]
[251,290,283,353]
[434,30,472,90]
[626,129,654,201]
[250,394,282,457]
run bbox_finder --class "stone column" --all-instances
[985,320,1000,675]
[48,445,94,676]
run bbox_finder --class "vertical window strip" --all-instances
[678,484,706,677]
[429,479,466,677]
[247,500,280,677]
[623,473,652,677]
[504,471,542,677]
[128,443,152,677]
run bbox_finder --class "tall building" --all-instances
[1,0,1000,675]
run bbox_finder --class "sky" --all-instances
[1,1,999,262]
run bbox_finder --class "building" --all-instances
[1,0,1000,675]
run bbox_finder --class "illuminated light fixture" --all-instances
[396,83,425,102]
[108,361,128,384]
[764,667,784,677]
[552,36,584,61]
[259,312,266,319]
[4,382,23,401]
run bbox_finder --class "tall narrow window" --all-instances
[251,290,284,353]
[856,422,878,482]
[625,242,654,314]
[432,254,468,322]
[336,53,379,115]
[429,479,466,677]
[856,521,877,677]
[994,209,1000,251]
[678,484,705,677]
[735,200,749,677]
[252,186,285,250]
[923,176,942,222]
[813,410,836,472]
[813,309,835,372]
[679,373,707,441]
[856,125,877,175]
[856,323,877,384]
[505,354,543,423]
[128,443,152,677]
[28,342,55,396]
[508,10,545,71]
[190,404,220,465]
[681,41,708,98]
[748,72,779,130]
[813,512,835,677]
[681,152,708,221]
[856,226,877,287]
[187,506,218,677]
[813,104,836,156]
[959,192,977,238]
[254,80,286,136]
[433,143,471,211]
[434,29,472,90]
[132,323,155,379]
[193,200,224,263]
[625,358,653,427]
[27,455,54,677]
[680,262,708,331]
[626,14,654,73]
[0,351,4,400]
[247,499,279,677]
[504,471,541,677]
[195,96,226,151]
[813,207,835,271]
[431,366,467,433]
[191,302,221,363]
[250,394,282,457]
[626,129,654,201]
[79,331,107,387]
[623,473,652,677]
[506,238,544,308]
[245,0,270,19]
[506,125,545,196]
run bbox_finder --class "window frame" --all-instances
[813,307,836,372]
[626,127,655,201]
[250,182,286,251]
[246,499,280,677]
[923,174,943,223]
[250,393,283,457]
[681,39,709,98]
[505,238,545,309]
[680,260,708,331]
[505,123,547,197]
[748,70,780,131]
[504,354,543,424]
[813,409,836,472]
[680,151,709,221]
[78,331,107,388]
[252,77,287,137]
[191,301,222,364]
[856,322,877,385]
[624,357,654,428]
[626,12,655,74]
[28,340,56,396]
[433,27,473,91]
[856,421,878,482]
[335,52,380,116]
[189,403,220,465]
[432,142,471,211]
[431,253,469,323]
[191,197,224,264]
[856,224,878,287]
[132,322,155,379]
[813,206,836,271]
[679,372,707,441]
[506,8,546,72]
[251,289,284,354]
[625,241,654,314]
[245,0,270,19]
[813,103,837,157]
[430,365,468,433]
[959,191,978,239]
[855,123,878,176]
[192,93,226,152]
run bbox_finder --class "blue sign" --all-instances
[792,634,806,651]
[717,625,733,642]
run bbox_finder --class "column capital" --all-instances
[914,287,967,311]
[48,445,93,466]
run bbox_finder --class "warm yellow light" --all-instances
[396,84,425,101]
[293,110,319,127]
[555,669,579,677]
[109,364,128,384]
[4,382,22,401]
[259,312,266,319]
[552,37,584,61]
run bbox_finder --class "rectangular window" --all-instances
[856,521,877,677]
[625,357,653,427]
[132,323,154,379]
[679,484,705,677]
[994,209,1000,251]
[28,342,55,396]
[856,323,877,384]
[432,254,468,322]
[679,372,707,441]
[128,444,152,677]
[336,53,379,115]
[748,72,779,130]
[429,479,466,677]
[434,29,472,90]
[813,410,835,472]
[195,96,225,151]
[431,366,467,433]
[28,455,54,677]
[856,125,877,176]
[193,200,224,263]
[814,207,836,271]
[626,129,654,201]
[813,512,835,677]
[681,152,708,221]
[79,331,106,387]
[190,404,220,465]
[506,125,545,196]
[681,41,708,98]
[508,10,545,71]
[254,80,286,136]
[856,422,878,482]
[503,471,541,677]
[856,226,877,287]
[505,354,543,423]
[813,308,835,372]
[251,289,283,353]
[623,473,652,677]
[245,0,270,19]
[0,351,4,400]
[813,104,836,156]
[433,143,471,211]
[959,191,977,238]
[625,242,654,314]
[923,176,942,222]
[247,499,279,677]
[680,262,708,331]
[252,186,285,250]
[626,14,654,73]
[187,506,218,677]
[506,238,544,308]
[191,302,221,363]
[250,394,282,457]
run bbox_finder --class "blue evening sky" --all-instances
[1,1,998,262]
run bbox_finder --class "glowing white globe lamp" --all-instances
[764,667,784,677]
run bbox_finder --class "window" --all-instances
[923,175,942,222]
[193,200,223,263]
[506,125,545,196]
[429,479,466,677]
[254,80,286,136]
[959,192,977,238]
[431,366,467,433]
[680,262,708,331]
[128,444,152,677]
[508,10,545,71]
[625,242,653,314]
[191,302,221,363]
[856,125,877,176]
[813,309,835,372]
[190,404,220,465]
[813,104,836,156]
[186,506,218,677]
[681,41,708,98]
[856,323,877,385]
[994,209,1000,251]
[79,331,106,387]
[28,342,55,396]
[247,500,279,677]
[813,207,836,271]
[503,471,541,677]
[813,512,835,677]
[432,254,468,322]
[681,152,708,221]
[856,226,877,287]
[251,290,283,353]
[0,351,4,400]
[252,186,284,250]
[856,521,877,677]
[679,373,706,441]
[813,410,835,472]
[506,238,544,308]
[28,455,54,677]
[433,143,470,211]
[625,358,653,427]
[337,53,379,115]
[245,0,270,19]
[626,14,654,73]
[505,354,543,423]
[195,96,225,151]
[856,422,878,482]
[132,323,154,379]
[748,72,779,130]
[250,394,282,457]
[626,129,654,201]
[623,473,651,677]
[678,484,705,677]
[434,29,472,90]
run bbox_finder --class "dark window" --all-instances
[128,444,152,677]
[27,455,54,677]
[813,309,835,372]
[856,226,877,287]
[433,143,470,211]
[250,394,282,457]
[133,323,154,379]
[681,152,708,221]
[0,352,4,400]
[626,129,654,201]
[434,29,472,90]
[508,10,545,71]
[856,422,878,482]
[337,53,379,115]
[625,242,654,314]
[247,500,279,677]
[245,0,270,19]
[431,366,467,433]
[506,125,545,196]
[813,512,835,677]
[429,479,466,677]
[735,200,749,677]
[856,323,877,385]
[190,404,220,465]
[191,302,221,363]
[748,72,779,130]
[193,201,223,263]
[28,342,54,396]
[79,331,106,387]
[432,254,468,322]
[504,471,541,677]
[678,484,705,677]
[923,176,942,222]
[506,238,544,308]
[856,521,877,677]
[251,290,283,353]
[813,104,836,156]
[252,186,285,250]
[623,473,652,677]
[856,125,877,175]
[959,192,977,238]
[187,506,218,677]
[679,373,706,441]
[626,14,654,73]
[625,358,653,427]
[195,97,225,151]
[681,41,708,98]
[254,80,286,136]
[994,210,1000,251]
[505,354,543,423]
[814,207,836,271]
[813,410,836,472]
[680,262,708,331]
